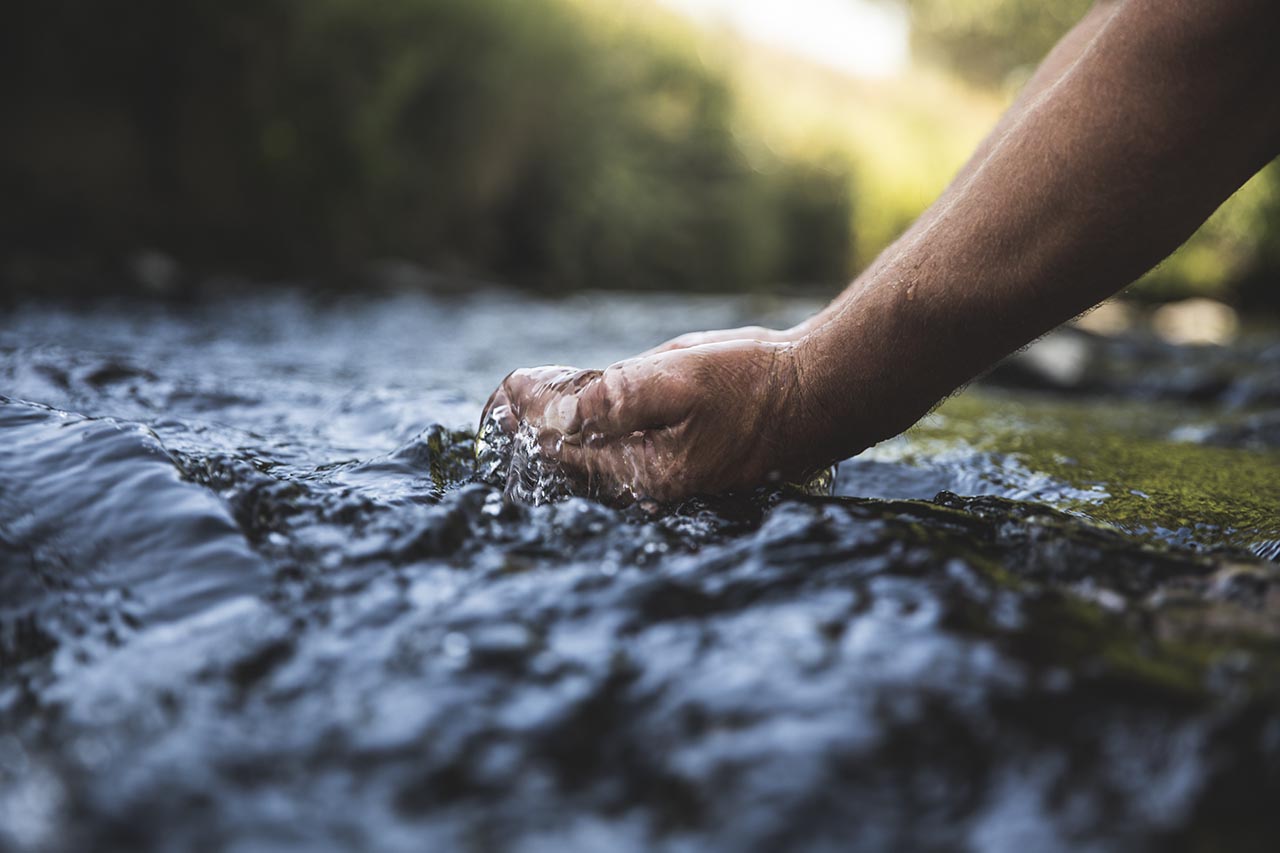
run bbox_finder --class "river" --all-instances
[2,287,1278,850]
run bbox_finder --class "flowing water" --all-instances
[1,287,1279,851]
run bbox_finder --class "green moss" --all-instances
[961,560,1279,701]
[908,391,1280,553]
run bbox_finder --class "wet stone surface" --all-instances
[1,291,1279,851]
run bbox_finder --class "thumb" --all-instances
[481,365,600,437]
[574,356,696,441]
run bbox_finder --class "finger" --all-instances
[575,356,695,440]
[479,373,518,436]
[638,327,782,358]
[486,365,599,434]
[499,365,587,418]
[554,419,702,505]
[637,333,699,358]
[553,429,662,504]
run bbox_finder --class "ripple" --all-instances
[2,293,1279,850]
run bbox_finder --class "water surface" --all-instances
[1,289,1278,851]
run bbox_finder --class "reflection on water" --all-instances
[1,289,1278,851]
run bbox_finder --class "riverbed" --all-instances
[2,287,1278,850]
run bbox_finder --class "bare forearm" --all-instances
[792,0,1280,469]
[796,1,1121,334]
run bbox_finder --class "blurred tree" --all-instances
[901,0,1280,308]
[904,0,1091,89]
[0,0,854,295]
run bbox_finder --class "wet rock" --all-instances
[390,505,472,560]
[462,622,538,671]
[982,326,1280,406]
[1190,411,1280,450]
[228,635,296,690]
[82,361,158,388]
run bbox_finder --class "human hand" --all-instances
[640,324,802,357]
[479,341,825,504]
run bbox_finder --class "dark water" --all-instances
[2,289,1279,851]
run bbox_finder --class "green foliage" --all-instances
[904,0,1280,307]
[920,392,1280,552]
[905,0,1092,88]
[0,0,853,293]
[1137,163,1280,305]
[6,0,1273,304]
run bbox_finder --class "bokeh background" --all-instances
[5,8,1280,848]
[4,0,1278,318]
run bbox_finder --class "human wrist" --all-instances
[769,335,849,478]
[788,286,943,467]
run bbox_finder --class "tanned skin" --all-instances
[483,0,1280,505]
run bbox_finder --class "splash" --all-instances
[476,410,577,504]
[475,408,837,506]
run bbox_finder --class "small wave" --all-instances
[0,397,265,668]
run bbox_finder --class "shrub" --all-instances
[0,0,855,294]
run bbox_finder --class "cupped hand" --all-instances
[480,341,822,504]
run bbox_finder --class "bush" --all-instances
[0,0,855,294]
